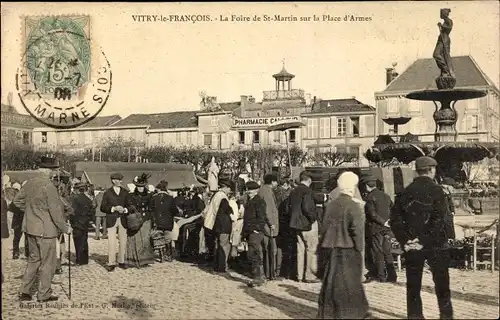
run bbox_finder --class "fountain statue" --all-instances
[366,9,499,184]
[433,8,456,89]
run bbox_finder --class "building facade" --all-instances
[1,104,39,150]
[32,66,377,166]
[375,56,500,142]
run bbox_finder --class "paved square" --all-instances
[2,235,498,319]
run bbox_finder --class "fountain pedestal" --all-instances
[406,89,487,142]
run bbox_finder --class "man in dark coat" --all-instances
[212,179,234,273]
[288,171,319,283]
[7,187,29,259]
[1,190,9,284]
[362,175,397,283]
[100,173,129,272]
[274,177,294,280]
[151,180,179,262]
[243,181,273,287]
[14,155,71,302]
[390,156,453,319]
[70,183,95,265]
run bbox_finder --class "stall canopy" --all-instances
[73,162,204,190]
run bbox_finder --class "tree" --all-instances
[99,137,139,162]
[462,160,489,183]
[311,150,357,167]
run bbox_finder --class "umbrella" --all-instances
[266,119,306,175]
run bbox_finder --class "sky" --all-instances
[1,2,499,118]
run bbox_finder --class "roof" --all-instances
[78,115,122,128]
[1,104,18,113]
[308,98,375,114]
[273,67,295,79]
[1,105,40,127]
[383,55,497,92]
[114,111,198,129]
[74,161,203,190]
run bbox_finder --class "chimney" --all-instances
[385,68,394,85]
[240,95,248,114]
[386,62,399,85]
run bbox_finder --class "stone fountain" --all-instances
[367,8,499,183]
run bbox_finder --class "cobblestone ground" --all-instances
[2,234,499,320]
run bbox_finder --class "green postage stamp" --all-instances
[22,15,92,98]
[17,15,112,129]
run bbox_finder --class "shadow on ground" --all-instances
[89,252,109,269]
[392,281,499,307]
[242,285,317,319]
[109,295,153,319]
[278,284,407,319]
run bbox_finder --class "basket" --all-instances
[150,230,167,249]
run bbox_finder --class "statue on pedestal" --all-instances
[207,156,219,192]
[433,8,456,89]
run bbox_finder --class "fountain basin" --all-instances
[406,88,487,101]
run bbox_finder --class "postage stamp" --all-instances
[17,15,112,129]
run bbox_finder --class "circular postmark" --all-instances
[16,16,112,129]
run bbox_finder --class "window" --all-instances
[319,118,330,139]
[336,145,347,154]
[289,130,296,143]
[176,132,181,144]
[22,132,30,145]
[273,131,280,142]
[41,131,47,143]
[203,134,212,146]
[350,117,360,136]
[186,132,192,145]
[467,115,479,132]
[307,118,318,139]
[239,131,245,144]
[337,118,347,136]
[408,100,421,113]
[211,116,218,126]
[252,131,260,144]
[349,146,360,157]
[387,98,399,113]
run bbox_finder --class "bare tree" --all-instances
[311,150,357,167]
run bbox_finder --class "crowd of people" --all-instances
[1,154,458,319]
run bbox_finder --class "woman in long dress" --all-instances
[124,173,155,268]
[317,171,370,319]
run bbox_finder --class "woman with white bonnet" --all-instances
[317,171,370,319]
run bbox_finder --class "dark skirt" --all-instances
[317,247,369,319]
[126,220,155,268]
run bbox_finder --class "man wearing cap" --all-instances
[274,176,294,280]
[211,179,234,273]
[288,171,320,283]
[243,181,272,287]
[94,186,107,240]
[7,184,29,260]
[70,183,95,265]
[362,175,397,284]
[100,173,129,272]
[258,173,279,280]
[390,156,453,319]
[13,155,71,302]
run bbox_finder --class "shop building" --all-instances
[32,65,376,166]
